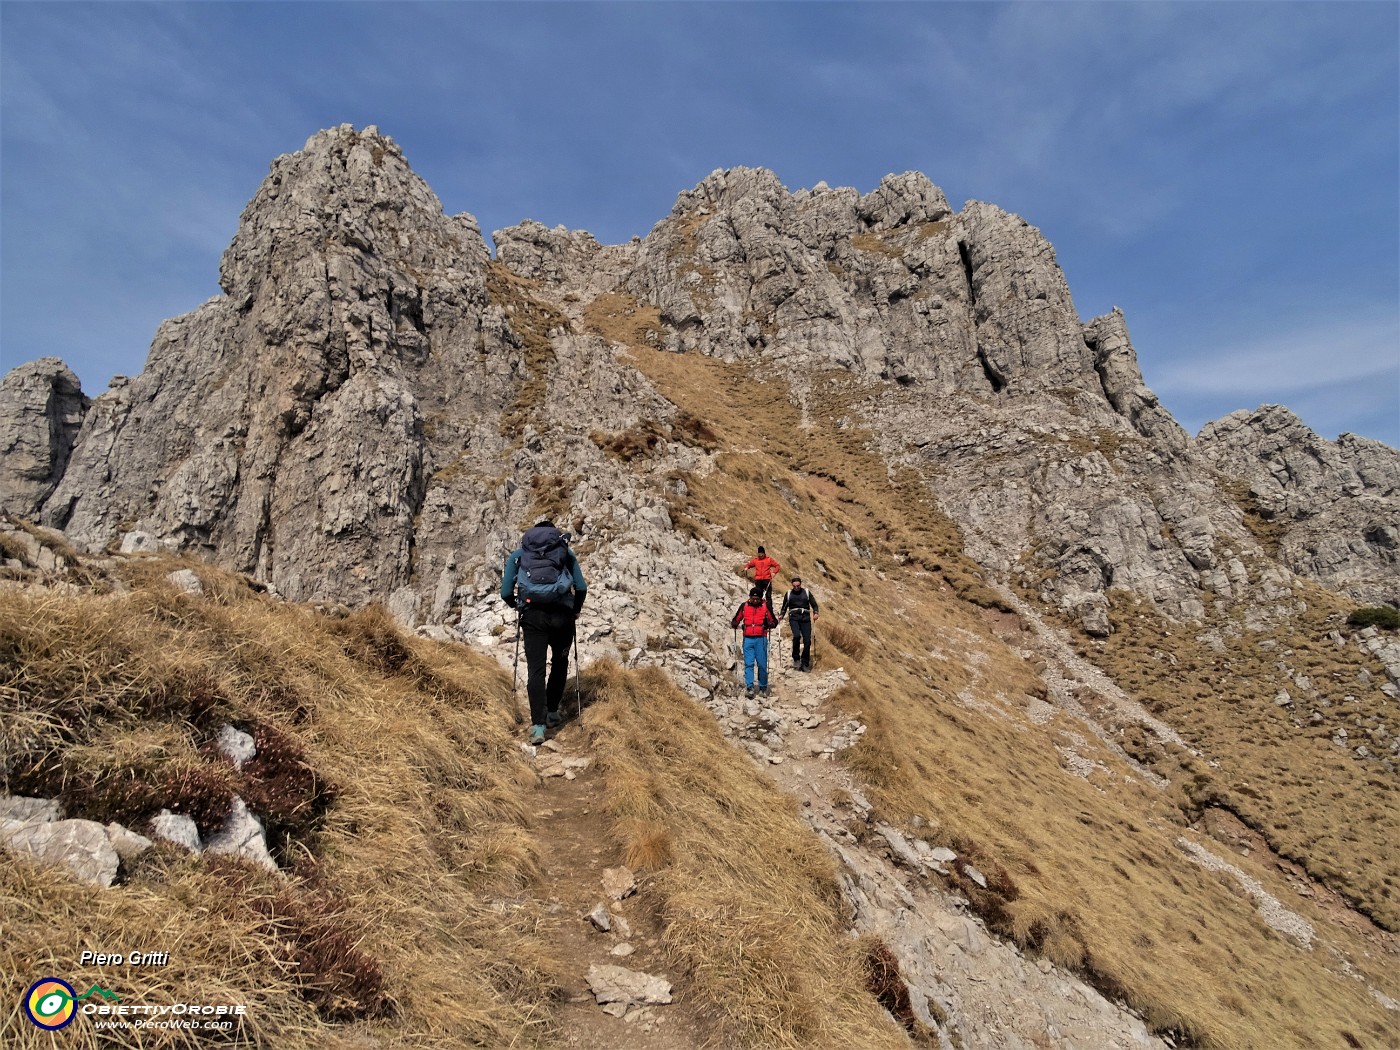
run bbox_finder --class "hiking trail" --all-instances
[522,717,711,1050]
[512,644,1168,1050]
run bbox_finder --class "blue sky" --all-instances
[2,1,1396,446]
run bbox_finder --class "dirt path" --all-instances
[525,718,711,1050]
[717,648,1168,1050]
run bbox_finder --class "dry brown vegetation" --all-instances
[582,289,665,351]
[1081,587,1400,931]
[1221,478,1288,558]
[616,342,1400,1049]
[486,259,571,440]
[2,558,922,1048]
[1,564,558,1047]
[582,660,910,1049]
[590,412,721,466]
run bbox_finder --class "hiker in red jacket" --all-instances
[744,546,780,606]
[731,586,778,698]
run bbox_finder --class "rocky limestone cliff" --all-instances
[38,126,504,607]
[5,124,1397,632]
[0,357,89,516]
[1198,405,1399,605]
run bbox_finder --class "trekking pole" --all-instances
[511,607,523,724]
[732,627,743,686]
[573,621,583,728]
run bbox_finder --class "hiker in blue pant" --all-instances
[731,586,778,698]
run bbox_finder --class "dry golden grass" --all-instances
[619,343,1400,1049]
[1221,478,1288,558]
[7,515,83,565]
[1,563,560,1048]
[582,289,665,350]
[582,660,910,1049]
[1079,587,1400,931]
[486,259,570,441]
[824,620,868,661]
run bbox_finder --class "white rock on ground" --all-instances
[0,795,62,823]
[601,865,637,900]
[1,817,120,887]
[105,822,154,862]
[166,568,203,595]
[586,964,673,1011]
[215,724,257,769]
[148,809,203,852]
[204,797,279,873]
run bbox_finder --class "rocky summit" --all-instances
[6,126,1395,630]
[3,125,1398,1049]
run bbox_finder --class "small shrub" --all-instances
[825,621,868,660]
[590,420,667,462]
[1347,606,1400,630]
[215,862,390,1022]
[333,605,414,674]
[233,724,339,856]
[672,410,719,450]
[859,936,937,1043]
[26,758,239,839]
[0,531,30,563]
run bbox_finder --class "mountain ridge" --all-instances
[2,123,1398,1048]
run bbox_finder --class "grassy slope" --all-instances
[1079,588,1400,930]
[608,335,1399,1050]
[1,555,914,1048]
[2,563,556,1048]
[582,661,912,1050]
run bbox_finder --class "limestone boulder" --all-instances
[205,796,278,873]
[0,358,88,517]
[1,817,119,888]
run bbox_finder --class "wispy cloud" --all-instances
[1146,311,1399,443]
[1149,312,1399,397]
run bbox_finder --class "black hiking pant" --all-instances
[521,605,574,726]
[789,614,812,668]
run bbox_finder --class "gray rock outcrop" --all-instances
[149,809,202,852]
[2,816,120,888]
[204,796,278,872]
[0,357,88,517]
[1197,405,1400,605]
[38,125,505,607]
[2,124,1393,637]
[586,964,673,1010]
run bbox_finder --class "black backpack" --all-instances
[517,525,574,605]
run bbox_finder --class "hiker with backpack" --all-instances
[730,586,778,698]
[744,546,781,607]
[778,577,820,671]
[500,520,588,745]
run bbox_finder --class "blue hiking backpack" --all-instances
[516,525,575,607]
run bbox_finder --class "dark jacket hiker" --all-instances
[778,578,820,670]
[501,521,588,743]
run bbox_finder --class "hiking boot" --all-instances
[546,711,562,728]
[761,685,771,698]
[529,724,546,745]
[745,685,755,698]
